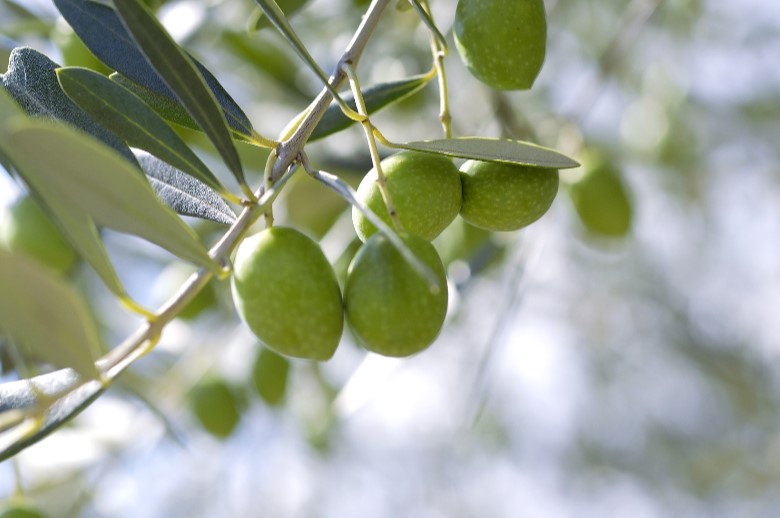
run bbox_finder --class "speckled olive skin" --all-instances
[231,227,343,360]
[454,0,547,90]
[459,160,559,231]
[345,233,448,357]
[352,151,462,242]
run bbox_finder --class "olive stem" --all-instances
[341,62,404,231]
[299,153,440,293]
[419,0,452,138]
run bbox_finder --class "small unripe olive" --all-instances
[231,227,343,360]
[0,504,47,518]
[352,151,462,242]
[0,195,77,274]
[459,160,559,231]
[252,347,290,406]
[345,233,447,357]
[454,0,547,90]
[189,378,241,439]
[568,152,633,238]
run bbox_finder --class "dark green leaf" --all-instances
[394,137,580,169]
[112,0,247,190]
[1,47,136,163]
[136,152,237,225]
[0,368,105,462]
[52,0,255,138]
[0,250,102,380]
[309,74,432,141]
[1,120,220,272]
[57,67,233,200]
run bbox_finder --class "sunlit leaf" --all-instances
[0,46,136,163]
[309,74,432,141]
[136,152,237,225]
[0,250,102,380]
[111,0,248,192]
[57,67,233,200]
[52,0,255,138]
[1,120,220,272]
[0,368,104,462]
[393,137,580,169]
[0,88,127,296]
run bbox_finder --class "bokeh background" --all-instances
[2,0,780,516]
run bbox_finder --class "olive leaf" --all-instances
[136,152,237,225]
[0,250,102,380]
[1,119,221,273]
[393,137,580,169]
[112,0,249,193]
[0,47,136,163]
[0,368,105,462]
[308,74,432,141]
[52,0,255,138]
[0,86,128,298]
[57,66,234,201]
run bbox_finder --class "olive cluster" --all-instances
[230,151,559,361]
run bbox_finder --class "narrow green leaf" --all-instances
[0,88,127,297]
[394,137,580,169]
[0,368,105,462]
[2,120,220,272]
[252,0,344,103]
[0,250,102,380]
[112,0,247,191]
[57,67,232,199]
[309,74,432,141]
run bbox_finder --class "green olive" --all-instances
[352,151,462,242]
[189,378,241,439]
[568,152,633,237]
[0,505,47,518]
[252,347,290,406]
[345,233,447,357]
[459,160,559,231]
[454,0,547,90]
[0,195,77,274]
[231,227,343,360]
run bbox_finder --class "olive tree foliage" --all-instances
[0,0,577,462]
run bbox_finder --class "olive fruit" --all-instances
[454,0,547,90]
[0,195,77,274]
[568,152,633,238]
[352,151,462,242]
[189,378,241,439]
[231,227,343,360]
[459,160,559,231]
[252,347,290,406]
[0,504,47,518]
[345,233,448,357]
